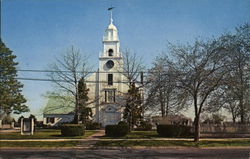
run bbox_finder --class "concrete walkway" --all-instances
[76,130,105,148]
[86,130,105,139]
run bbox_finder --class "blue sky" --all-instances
[2,0,249,119]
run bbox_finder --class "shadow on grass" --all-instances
[95,140,197,147]
[50,135,62,137]
[95,139,250,147]
[100,131,160,139]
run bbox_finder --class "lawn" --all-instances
[95,139,250,147]
[0,141,80,147]
[0,129,98,139]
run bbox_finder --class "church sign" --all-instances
[21,117,35,135]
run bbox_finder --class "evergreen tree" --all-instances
[76,77,91,124]
[123,83,143,131]
[0,40,29,115]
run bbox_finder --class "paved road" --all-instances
[0,148,249,159]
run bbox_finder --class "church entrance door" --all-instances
[102,106,121,126]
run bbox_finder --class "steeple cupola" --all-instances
[103,10,119,42]
[101,9,121,58]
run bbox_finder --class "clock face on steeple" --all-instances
[106,60,114,69]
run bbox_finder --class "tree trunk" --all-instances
[160,91,165,117]
[129,112,133,132]
[194,115,200,142]
[166,94,169,117]
[73,93,80,124]
[232,115,236,124]
[239,98,245,124]
[232,110,236,124]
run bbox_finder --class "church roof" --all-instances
[43,96,74,115]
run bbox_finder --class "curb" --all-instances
[1,138,250,142]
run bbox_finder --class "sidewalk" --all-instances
[1,137,250,142]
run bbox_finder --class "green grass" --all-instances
[95,139,250,147]
[0,129,98,139]
[0,141,79,147]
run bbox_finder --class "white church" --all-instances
[43,11,130,127]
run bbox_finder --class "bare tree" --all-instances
[207,24,250,124]
[146,54,182,117]
[168,39,228,142]
[221,24,250,124]
[121,50,144,85]
[206,87,240,123]
[47,46,91,124]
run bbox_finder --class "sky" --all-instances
[2,0,250,120]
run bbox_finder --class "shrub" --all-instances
[135,121,152,131]
[157,124,192,137]
[105,124,129,137]
[61,124,85,136]
[86,122,101,130]
[2,115,15,124]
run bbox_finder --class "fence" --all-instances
[200,124,250,138]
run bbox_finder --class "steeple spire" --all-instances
[110,10,113,24]
[108,7,115,24]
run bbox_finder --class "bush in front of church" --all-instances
[61,124,85,136]
[157,124,193,137]
[105,123,129,137]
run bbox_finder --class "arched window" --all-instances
[108,49,113,56]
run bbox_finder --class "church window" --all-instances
[104,89,116,103]
[108,91,113,102]
[108,49,113,56]
[108,74,113,85]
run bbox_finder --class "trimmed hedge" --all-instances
[61,124,85,136]
[157,124,193,137]
[105,123,129,137]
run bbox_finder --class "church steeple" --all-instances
[103,17,118,41]
[95,8,126,126]
[101,8,121,58]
